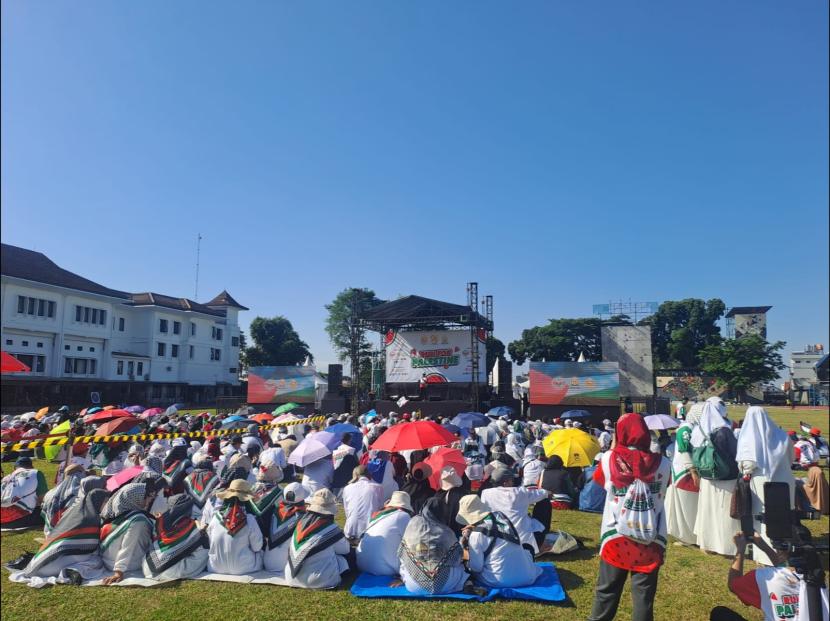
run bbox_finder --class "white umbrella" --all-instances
[19,411,38,422]
[644,414,681,431]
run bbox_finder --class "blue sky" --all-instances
[2,1,828,373]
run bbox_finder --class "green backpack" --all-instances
[692,439,733,480]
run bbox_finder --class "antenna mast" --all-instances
[195,233,202,300]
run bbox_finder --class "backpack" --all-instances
[616,478,657,544]
[1,469,37,510]
[692,437,732,480]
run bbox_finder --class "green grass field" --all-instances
[1,406,827,621]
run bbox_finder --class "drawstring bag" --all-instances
[616,478,657,544]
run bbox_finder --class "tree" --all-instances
[245,316,312,367]
[642,298,726,368]
[700,335,786,401]
[508,318,602,365]
[485,336,506,373]
[324,288,385,362]
[237,331,248,377]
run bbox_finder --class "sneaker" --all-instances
[4,551,34,571]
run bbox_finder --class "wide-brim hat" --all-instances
[306,488,337,516]
[215,479,254,501]
[387,490,413,512]
[456,494,490,526]
[440,466,462,491]
[283,482,309,503]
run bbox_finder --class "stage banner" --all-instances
[247,366,316,403]
[529,361,620,406]
[385,329,486,383]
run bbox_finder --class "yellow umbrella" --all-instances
[44,420,71,461]
[103,405,115,410]
[542,428,600,467]
[35,406,50,420]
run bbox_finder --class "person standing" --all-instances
[665,402,703,546]
[587,413,670,621]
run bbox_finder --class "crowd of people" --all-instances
[1,399,828,620]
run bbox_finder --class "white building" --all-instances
[789,344,826,405]
[1,243,247,409]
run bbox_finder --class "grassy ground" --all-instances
[1,406,827,621]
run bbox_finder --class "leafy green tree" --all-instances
[508,318,602,365]
[700,335,786,401]
[324,288,385,362]
[485,336,506,373]
[245,316,312,367]
[642,298,726,368]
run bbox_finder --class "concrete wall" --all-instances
[601,325,654,398]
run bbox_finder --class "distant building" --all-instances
[789,344,826,405]
[725,306,772,339]
[1,243,247,409]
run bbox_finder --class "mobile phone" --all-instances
[763,482,792,541]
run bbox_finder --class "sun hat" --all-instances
[257,461,283,484]
[283,482,309,504]
[440,466,462,490]
[386,490,413,512]
[215,479,255,501]
[306,488,337,516]
[455,494,491,526]
[64,463,84,477]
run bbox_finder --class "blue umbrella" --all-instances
[486,406,516,419]
[363,409,378,423]
[221,415,250,428]
[451,412,490,429]
[562,409,592,420]
[443,423,462,435]
[327,423,363,451]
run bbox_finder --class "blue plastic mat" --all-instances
[350,562,566,603]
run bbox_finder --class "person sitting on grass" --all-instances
[396,497,468,595]
[247,460,284,539]
[456,494,542,588]
[206,479,263,574]
[41,463,85,537]
[263,482,308,573]
[99,481,158,584]
[343,465,385,543]
[538,455,578,510]
[183,455,220,522]
[481,462,550,554]
[142,494,208,582]
[710,532,829,621]
[285,488,350,589]
[356,491,413,576]
[1,455,49,530]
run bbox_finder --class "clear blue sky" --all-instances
[2,1,828,374]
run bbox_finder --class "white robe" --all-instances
[694,478,740,556]
[285,536,350,589]
[466,529,542,587]
[141,545,208,582]
[356,510,411,576]
[206,511,263,574]
[481,486,548,553]
[342,477,384,540]
[101,519,153,573]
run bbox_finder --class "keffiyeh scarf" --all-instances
[100,482,154,549]
[368,505,411,527]
[398,498,463,595]
[216,499,248,536]
[41,472,83,531]
[183,468,220,508]
[268,501,305,549]
[145,494,207,576]
[473,511,522,549]
[287,512,343,575]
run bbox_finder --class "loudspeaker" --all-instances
[497,359,512,397]
[327,365,343,394]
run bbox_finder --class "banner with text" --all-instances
[385,329,486,383]
[529,361,620,406]
[247,366,316,403]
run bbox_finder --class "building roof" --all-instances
[725,306,772,317]
[1,243,130,299]
[129,293,226,317]
[205,290,249,310]
[360,294,491,330]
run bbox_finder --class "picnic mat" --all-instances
[83,570,291,587]
[350,562,566,603]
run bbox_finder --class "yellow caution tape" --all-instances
[0,415,326,453]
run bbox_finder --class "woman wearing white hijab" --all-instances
[692,397,741,556]
[665,402,704,545]
[736,406,795,565]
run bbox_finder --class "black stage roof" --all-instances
[360,295,492,332]
[725,306,772,317]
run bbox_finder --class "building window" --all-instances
[127,360,134,376]
[210,348,221,361]
[118,317,125,331]
[15,296,57,318]
[77,346,83,351]
[84,307,90,323]
[37,299,45,316]
[90,347,95,352]
[48,301,55,318]
[35,356,45,373]
[17,296,25,313]
[28,298,36,314]
[229,368,237,374]
[231,336,239,347]
[65,358,72,373]
[64,345,70,350]
[189,345,194,359]
[99,310,106,326]
[63,356,95,375]
[216,328,223,341]
[171,344,179,358]
[211,326,216,339]
[173,321,181,335]
[159,319,168,333]
[117,360,124,375]
[74,305,105,325]
[12,354,45,373]
[74,359,88,374]
[90,359,97,374]
[76,306,82,322]
[4,339,11,345]
[191,322,196,336]
[22,341,28,347]
[91,309,98,324]
[157,342,166,357]
[137,361,144,376]
[37,342,43,348]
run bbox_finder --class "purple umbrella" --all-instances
[124,405,145,414]
[287,431,339,467]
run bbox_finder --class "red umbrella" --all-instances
[84,409,133,424]
[106,466,143,492]
[94,417,141,436]
[370,421,456,452]
[251,413,274,424]
[1,351,30,373]
[424,447,467,491]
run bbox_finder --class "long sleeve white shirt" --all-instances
[466,528,542,588]
[481,486,549,553]
[342,477,384,540]
[356,510,411,576]
[206,511,263,574]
